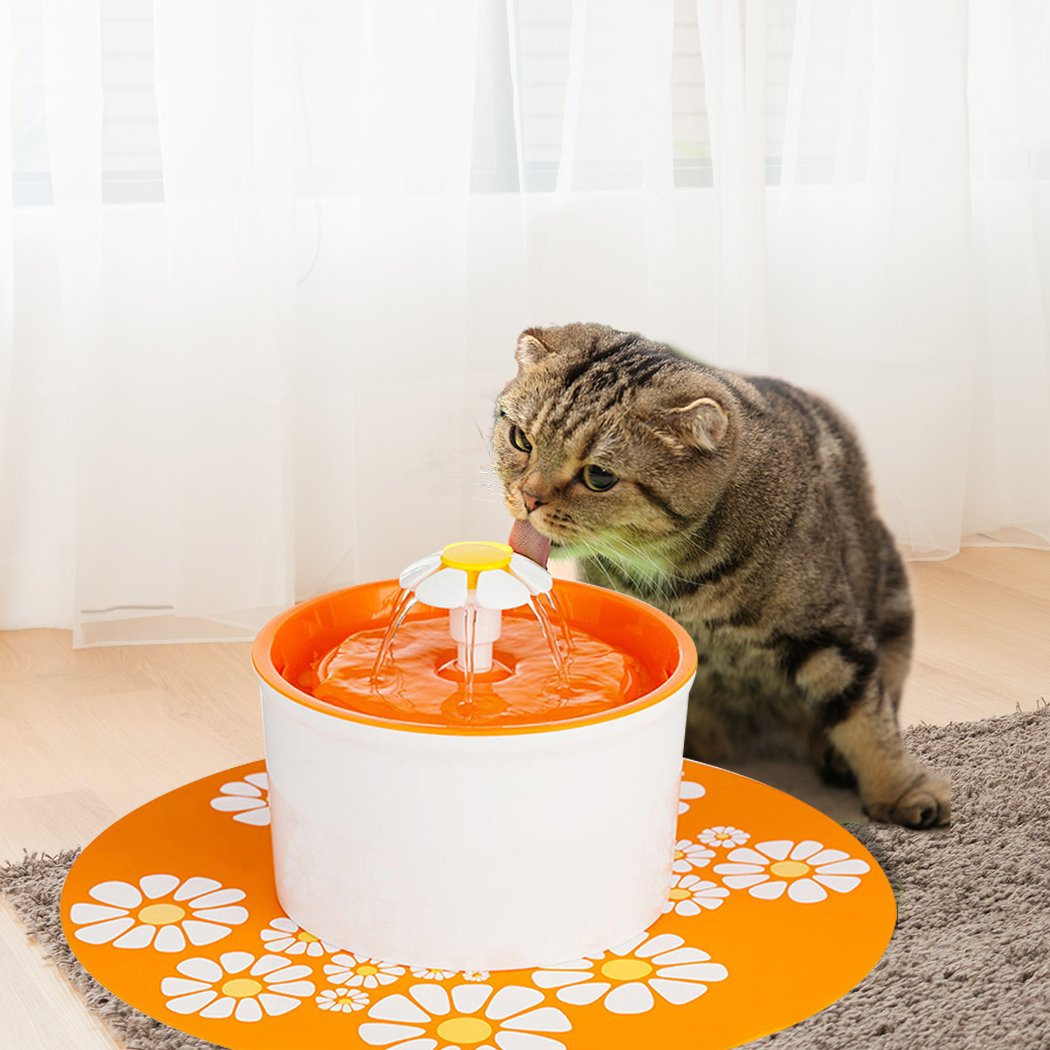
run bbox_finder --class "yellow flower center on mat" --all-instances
[668,887,693,901]
[296,931,319,943]
[600,958,653,981]
[436,1017,493,1044]
[355,964,379,976]
[715,831,730,840]
[336,995,358,1007]
[137,903,186,925]
[222,978,263,999]
[770,860,811,878]
[673,849,685,860]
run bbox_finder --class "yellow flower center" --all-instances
[221,978,263,999]
[770,860,811,879]
[436,1017,493,1044]
[337,995,358,1007]
[715,831,730,840]
[600,958,654,981]
[137,903,186,926]
[296,931,319,943]
[668,887,693,901]
[355,964,379,976]
[673,849,684,860]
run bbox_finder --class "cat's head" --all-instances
[493,323,738,561]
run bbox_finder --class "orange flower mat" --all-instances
[62,759,895,1049]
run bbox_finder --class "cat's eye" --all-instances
[582,465,618,492]
[509,426,533,453]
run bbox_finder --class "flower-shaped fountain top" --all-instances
[395,541,555,674]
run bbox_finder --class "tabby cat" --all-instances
[493,322,950,829]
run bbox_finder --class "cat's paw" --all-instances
[864,774,951,829]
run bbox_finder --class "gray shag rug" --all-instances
[2,707,1048,1050]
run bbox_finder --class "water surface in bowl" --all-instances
[303,610,659,727]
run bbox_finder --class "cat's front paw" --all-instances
[864,773,951,829]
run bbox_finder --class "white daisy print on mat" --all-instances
[358,982,571,1050]
[210,772,270,826]
[664,875,730,916]
[461,969,490,981]
[317,988,370,1014]
[260,916,339,957]
[671,839,715,873]
[325,952,405,989]
[532,932,728,1015]
[699,825,750,849]
[411,967,457,980]
[678,777,705,814]
[70,874,248,953]
[162,951,314,1022]
[714,839,870,903]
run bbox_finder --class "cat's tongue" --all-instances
[508,519,552,569]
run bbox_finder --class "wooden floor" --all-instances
[1,547,1047,1048]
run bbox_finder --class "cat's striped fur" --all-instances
[494,322,950,829]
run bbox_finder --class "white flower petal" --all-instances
[608,931,648,956]
[556,982,610,1006]
[199,996,235,1019]
[369,993,431,1024]
[193,906,248,925]
[531,969,592,989]
[161,977,210,997]
[235,996,264,1022]
[495,1034,568,1050]
[816,859,870,876]
[749,880,787,900]
[173,877,221,902]
[153,925,186,953]
[755,840,793,861]
[675,899,702,916]
[259,992,303,1017]
[651,947,709,966]
[220,951,255,974]
[210,796,266,813]
[265,963,312,984]
[244,771,269,790]
[167,990,219,1015]
[178,958,224,982]
[268,918,298,934]
[451,983,493,1014]
[788,878,828,903]
[70,903,127,925]
[89,881,141,909]
[415,567,468,609]
[74,917,135,944]
[603,982,654,1015]
[679,781,705,799]
[716,859,766,873]
[813,874,862,894]
[221,780,263,797]
[235,807,271,825]
[502,1006,572,1033]
[252,955,294,977]
[388,1041,437,1050]
[486,986,545,1021]
[182,920,231,947]
[650,977,708,1005]
[789,840,824,862]
[268,979,315,998]
[655,962,728,982]
[137,874,180,900]
[408,982,452,1016]
[188,888,246,910]
[806,849,849,867]
[678,875,701,889]
[635,933,683,958]
[359,1022,428,1046]
[720,873,769,890]
[113,924,156,949]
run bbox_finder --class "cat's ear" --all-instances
[666,397,729,452]
[515,329,555,370]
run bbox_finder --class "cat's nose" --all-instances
[522,490,544,513]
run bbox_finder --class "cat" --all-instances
[493,322,951,829]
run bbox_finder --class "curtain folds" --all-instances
[1,0,1048,642]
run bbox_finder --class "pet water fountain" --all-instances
[252,540,697,970]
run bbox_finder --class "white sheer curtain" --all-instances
[2,0,1048,643]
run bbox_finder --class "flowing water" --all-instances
[308,596,657,728]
